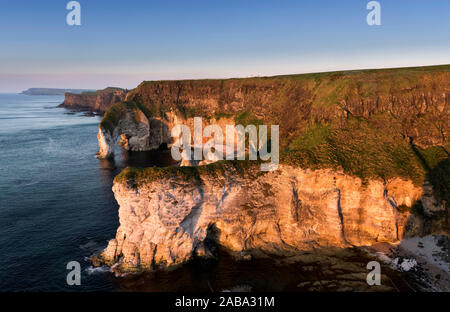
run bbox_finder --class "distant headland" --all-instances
[58,87,128,115]
[21,88,94,96]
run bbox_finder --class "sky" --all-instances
[0,0,449,92]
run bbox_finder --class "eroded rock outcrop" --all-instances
[97,106,236,159]
[94,163,447,273]
[97,110,174,158]
[59,87,128,114]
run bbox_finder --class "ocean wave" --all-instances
[85,265,111,275]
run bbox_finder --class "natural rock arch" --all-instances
[97,109,173,159]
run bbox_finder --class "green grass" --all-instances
[214,111,235,120]
[115,159,263,188]
[284,118,449,186]
[100,101,153,133]
[234,111,263,127]
[100,102,130,133]
[80,91,98,96]
[417,146,450,205]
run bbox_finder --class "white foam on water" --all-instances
[398,235,449,274]
[400,259,417,271]
[85,265,110,275]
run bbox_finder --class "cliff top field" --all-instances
[101,65,449,218]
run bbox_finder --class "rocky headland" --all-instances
[92,65,449,288]
[59,87,128,115]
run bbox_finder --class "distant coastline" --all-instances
[21,88,94,96]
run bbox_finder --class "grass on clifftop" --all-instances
[284,118,449,188]
[115,159,263,188]
[100,101,153,133]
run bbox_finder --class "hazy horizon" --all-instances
[2,63,448,94]
[1,0,450,92]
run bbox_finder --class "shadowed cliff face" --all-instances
[59,87,128,115]
[97,109,182,159]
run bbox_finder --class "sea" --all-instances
[0,93,174,291]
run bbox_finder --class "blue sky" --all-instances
[0,0,449,92]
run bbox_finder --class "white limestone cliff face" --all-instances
[95,163,446,273]
[97,126,118,159]
[96,110,236,160]
[97,110,176,158]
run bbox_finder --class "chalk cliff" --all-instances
[97,102,235,159]
[94,163,447,273]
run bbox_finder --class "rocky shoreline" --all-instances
[366,235,449,291]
